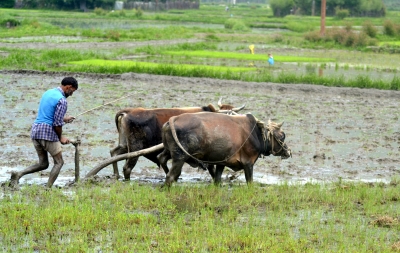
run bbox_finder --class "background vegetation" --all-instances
[1,181,400,251]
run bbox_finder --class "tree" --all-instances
[294,0,313,15]
[269,0,294,17]
[0,0,15,8]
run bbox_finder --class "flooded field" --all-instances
[0,70,399,187]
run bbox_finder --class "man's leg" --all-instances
[47,152,64,188]
[10,140,49,185]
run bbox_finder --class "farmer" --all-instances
[10,77,78,188]
[268,53,274,66]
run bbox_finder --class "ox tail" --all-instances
[168,117,195,160]
[115,111,126,133]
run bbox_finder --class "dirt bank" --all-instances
[1,70,399,187]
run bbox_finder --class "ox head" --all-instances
[217,97,245,113]
[266,120,291,159]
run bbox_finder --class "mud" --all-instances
[0,69,399,187]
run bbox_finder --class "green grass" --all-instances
[1,181,400,251]
[380,41,400,46]
[0,7,400,90]
[164,51,336,62]
[68,58,255,74]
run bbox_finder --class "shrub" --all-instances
[1,18,21,27]
[344,22,353,32]
[105,30,120,41]
[108,10,126,17]
[205,34,220,41]
[335,8,349,20]
[135,7,143,18]
[362,21,378,38]
[354,32,369,47]
[94,7,107,16]
[272,34,284,43]
[383,20,396,36]
[344,32,357,47]
[304,31,322,42]
[224,19,249,31]
[390,76,400,90]
[286,21,315,33]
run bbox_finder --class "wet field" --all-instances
[0,70,399,187]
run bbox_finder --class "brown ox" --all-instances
[110,99,244,179]
[157,112,291,186]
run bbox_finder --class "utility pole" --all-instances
[320,0,326,36]
[312,0,315,16]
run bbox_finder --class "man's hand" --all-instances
[64,116,75,124]
[60,137,70,145]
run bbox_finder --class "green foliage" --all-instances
[0,0,14,8]
[135,7,143,18]
[305,27,378,48]
[94,7,107,16]
[362,21,378,38]
[285,21,315,32]
[224,19,250,32]
[0,18,21,27]
[104,30,120,41]
[205,34,220,41]
[335,8,350,20]
[383,0,400,11]
[390,76,400,90]
[269,0,294,17]
[108,10,126,17]
[383,19,397,36]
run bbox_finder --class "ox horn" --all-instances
[277,122,284,128]
[218,97,223,108]
[232,104,245,112]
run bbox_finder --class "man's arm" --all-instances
[54,126,69,144]
[54,98,70,144]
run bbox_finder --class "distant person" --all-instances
[10,77,78,188]
[225,6,229,11]
[249,44,255,54]
[268,53,274,66]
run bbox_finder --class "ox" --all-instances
[110,99,245,179]
[157,112,291,186]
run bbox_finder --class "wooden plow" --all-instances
[84,144,165,178]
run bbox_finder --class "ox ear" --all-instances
[218,97,223,108]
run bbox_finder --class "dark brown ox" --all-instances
[157,112,291,186]
[110,99,244,179]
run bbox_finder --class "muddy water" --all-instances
[0,70,399,187]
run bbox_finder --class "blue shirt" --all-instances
[268,57,274,65]
[31,87,67,142]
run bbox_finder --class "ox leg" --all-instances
[122,157,138,180]
[157,150,171,175]
[207,165,216,179]
[213,165,225,185]
[243,165,254,184]
[165,160,185,187]
[110,145,128,179]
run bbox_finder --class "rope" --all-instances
[169,116,258,164]
[74,93,136,117]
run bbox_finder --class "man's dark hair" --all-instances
[61,77,78,89]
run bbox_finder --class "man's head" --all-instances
[61,77,78,98]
